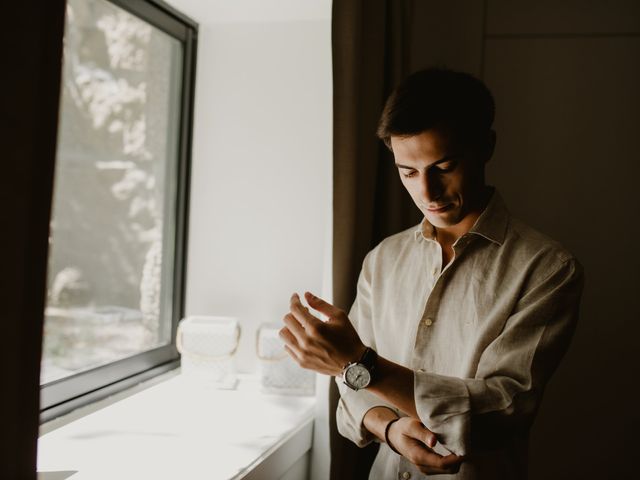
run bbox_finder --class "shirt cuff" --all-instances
[335,378,398,447]
[414,370,471,456]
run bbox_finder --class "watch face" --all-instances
[344,364,371,389]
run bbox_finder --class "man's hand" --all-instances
[282,292,464,475]
[279,292,365,376]
[387,417,464,475]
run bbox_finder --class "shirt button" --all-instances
[424,317,433,326]
[431,267,438,276]
[401,473,411,480]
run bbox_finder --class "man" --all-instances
[280,68,584,479]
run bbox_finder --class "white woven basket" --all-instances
[256,323,315,396]
[177,316,241,389]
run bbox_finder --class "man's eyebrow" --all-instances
[394,154,460,169]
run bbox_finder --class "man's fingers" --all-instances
[283,344,302,363]
[304,291,342,317]
[282,313,307,345]
[440,453,465,468]
[401,420,463,472]
[280,328,305,365]
[419,424,437,448]
[416,464,460,476]
[405,420,437,449]
[279,326,300,351]
[289,293,322,328]
[416,453,464,475]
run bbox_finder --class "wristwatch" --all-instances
[342,347,377,391]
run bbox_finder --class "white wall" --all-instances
[166,0,333,374]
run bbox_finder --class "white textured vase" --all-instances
[256,323,315,396]
[177,315,240,389]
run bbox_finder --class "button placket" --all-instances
[420,269,444,331]
[412,240,447,367]
[433,241,443,276]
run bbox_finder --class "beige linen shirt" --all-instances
[335,188,584,479]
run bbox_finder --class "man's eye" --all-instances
[402,171,417,178]
[436,161,457,173]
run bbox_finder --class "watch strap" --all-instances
[359,347,377,373]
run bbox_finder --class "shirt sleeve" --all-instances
[335,379,399,447]
[335,249,399,447]
[414,257,584,456]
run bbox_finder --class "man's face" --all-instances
[390,128,489,230]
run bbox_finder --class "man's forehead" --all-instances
[390,130,457,156]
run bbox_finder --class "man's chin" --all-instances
[425,210,465,229]
[426,216,455,229]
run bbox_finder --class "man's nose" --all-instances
[418,171,442,203]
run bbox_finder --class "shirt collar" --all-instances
[413,187,509,246]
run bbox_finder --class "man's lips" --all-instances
[426,204,452,212]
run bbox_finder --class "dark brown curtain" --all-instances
[330,1,421,478]
[0,2,65,478]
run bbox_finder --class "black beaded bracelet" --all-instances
[384,417,401,455]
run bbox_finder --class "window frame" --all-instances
[40,0,197,423]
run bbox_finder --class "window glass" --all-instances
[41,0,183,384]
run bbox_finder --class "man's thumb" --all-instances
[422,427,437,448]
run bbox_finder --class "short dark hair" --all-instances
[377,67,495,150]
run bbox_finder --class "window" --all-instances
[40,0,196,420]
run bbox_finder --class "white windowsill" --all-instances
[37,370,316,479]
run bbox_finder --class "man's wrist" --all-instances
[384,417,402,454]
[363,406,399,443]
[353,344,367,362]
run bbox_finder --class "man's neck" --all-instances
[435,186,492,248]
